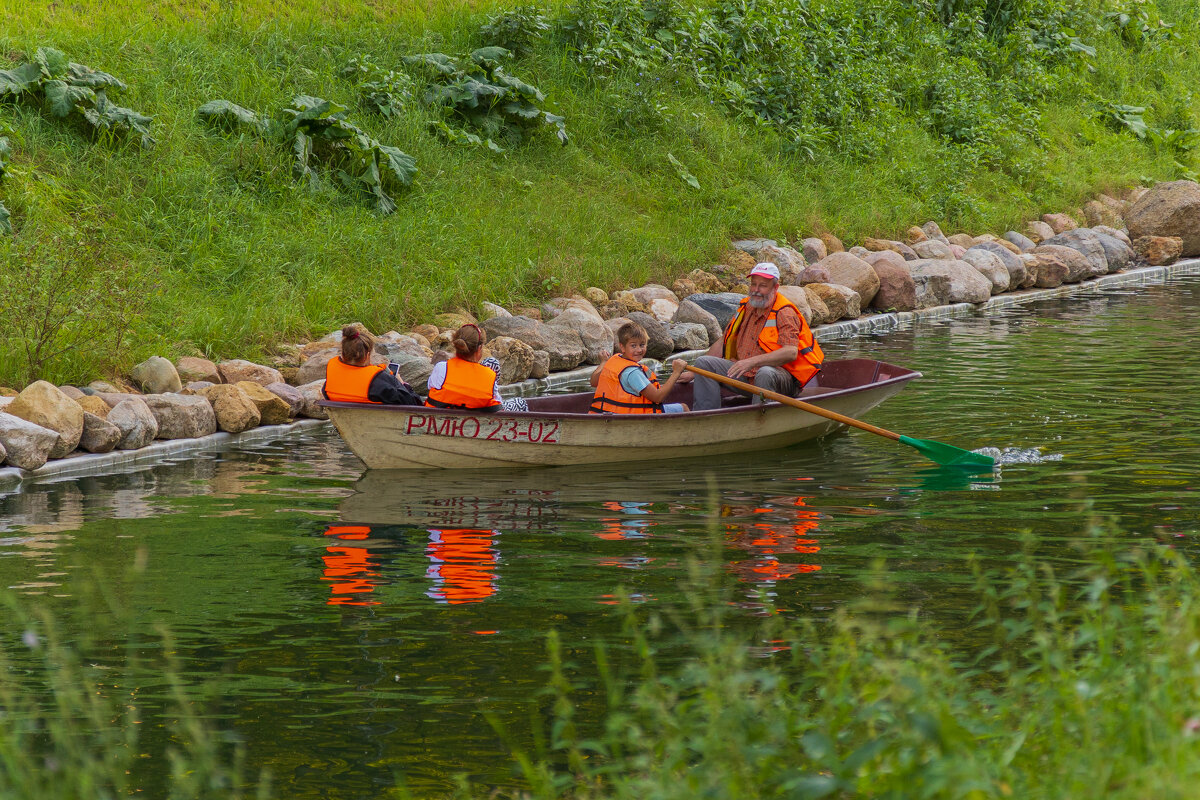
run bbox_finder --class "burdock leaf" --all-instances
[65,62,126,90]
[34,47,69,79]
[197,99,267,134]
[403,53,459,75]
[667,152,700,189]
[43,79,95,118]
[0,200,10,235]
[292,131,315,180]
[375,143,418,186]
[469,46,512,67]
[0,62,43,97]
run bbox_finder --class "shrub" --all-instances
[479,5,551,57]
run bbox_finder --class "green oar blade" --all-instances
[898,435,996,469]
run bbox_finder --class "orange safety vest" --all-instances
[589,354,663,414]
[426,357,501,410]
[324,358,386,403]
[722,293,823,386]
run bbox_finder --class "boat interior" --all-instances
[522,358,915,415]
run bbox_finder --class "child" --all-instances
[589,322,690,414]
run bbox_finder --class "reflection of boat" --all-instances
[321,359,919,470]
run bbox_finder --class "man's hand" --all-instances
[727,358,757,380]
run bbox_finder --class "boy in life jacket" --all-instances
[589,322,690,414]
[324,326,422,405]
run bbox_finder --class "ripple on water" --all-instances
[973,446,1065,465]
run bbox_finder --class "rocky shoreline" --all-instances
[2,179,1199,477]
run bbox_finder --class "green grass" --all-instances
[0,0,1197,386]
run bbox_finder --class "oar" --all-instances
[684,364,995,470]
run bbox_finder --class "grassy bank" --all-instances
[0,0,1198,385]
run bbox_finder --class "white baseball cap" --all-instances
[749,262,780,280]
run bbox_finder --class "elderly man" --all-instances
[689,262,824,410]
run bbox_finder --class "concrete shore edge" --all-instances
[2,257,1197,494]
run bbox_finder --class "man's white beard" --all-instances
[748,294,770,309]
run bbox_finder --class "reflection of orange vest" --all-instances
[589,354,662,414]
[722,294,823,386]
[426,358,500,410]
[426,529,498,604]
[322,525,380,606]
[324,358,385,403]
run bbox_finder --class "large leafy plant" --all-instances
[340,57,416,119]
[0,47,153,148]
[404,47,567,146]
[0,121,11,234]
[197,96,417,215]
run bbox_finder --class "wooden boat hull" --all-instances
[321,358,919,470]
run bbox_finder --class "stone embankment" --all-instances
[2,179,1199,475]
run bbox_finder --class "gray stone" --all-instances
[1002,231,1038,252]
[181,381,215,394]
[530,351,550,379]
[78,412,122,454]
[107,398,159,450]
[7,381,84,459]
[131,356,182,394]
[912,240,954,260]
[142,394,217,439]
[549,308,619,365]
[176,356,221,384]
[967,242,1028,289]
[801,237,827,264]
[265,382,304,415]
[731,238,777,255]
[1093,231,1135,272]
[667,322,709,352]
[798,265,833,284]
[481,315,548,350]
[908,259,991,304]
[389,354,434,389]
[296,380,330,420]
[959,249,1010,294]
[488,337,535,384]
[684,293,744,331]
[802,286,832,326]
[920,221,950,245]
[540,325,586,371]
[0,412,59,470]
[1094,225,1132,247]
[625,312,674,360]
[756,244,806,284]
[672,300,723,345]
[1025,220,1055,243]
[375,335,430,361]
[1041,230,1109,276]
[1033,244,1095,283]
[813,252,880,307]
[479,301,511,321]
[1126,180,1200,255]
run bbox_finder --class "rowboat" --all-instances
[321,358,919,470]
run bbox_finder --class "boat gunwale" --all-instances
[318,359,922,421]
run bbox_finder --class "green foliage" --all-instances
[429,119,505,152]
[0,121,10,235]
[197,95,417,215]
[0,47,153,147]
[1104,0,1175,48]
[666,152,699,189]
[404,47,568,146]
[340,56,417,119]
[479,5,551,57]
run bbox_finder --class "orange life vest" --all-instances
[589,354,663,414]
[324,358,386,403]
[722,293,823,386]
[426,357,501,410]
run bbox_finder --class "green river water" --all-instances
[1,274,1198,796]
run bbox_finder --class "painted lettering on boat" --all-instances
[404,414,560,444]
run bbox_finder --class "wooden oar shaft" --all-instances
[684,364,902,442]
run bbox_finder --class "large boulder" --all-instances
[684,293,743,331]
[78,412,122,454]
[1033,244,1094,283]
[201,385,261,433]
[107,398,159,450]
[1041,230,1110,276]
[967,242,1028,289]
[813,252,880,307]
[540,325,587,371]
[481,315,547,350]
[131,356,182,394]
[296,381,329,420]
[756,244,806,284]
[819,232,845,253]
[7,381,84,459]
[1024,220,1055,243]
[375,334,432,361]
[684,269,724,294]
[1125,180,1200,255]
[1042,213,1078,234]
[667,323,709,351]
[1094,225,1132,247]
[1133,235,1183,265]
[921,221,950,244]
[804,283,860,321]
[235,381,292,425]
[1083,199,1122,228]
[75,395,111,419]
[530,351,550,379]
[912,240,954,260]
[479,301,512,321]
[959,249,1010,294]
[0,413,59,470]
[731,238,776,256]
[863,238,918,261]
[547,308,614,364]
[389,354,434,389]
[142,394,217,440]
[543,296,604,322]
[908,260,991,304]
[1002,231,1037,252]
[947,233,976,249]
[775,285,816,325]
[175,356,221,384]
[625,312,674,360]
[801,237,827,264]
[487,336,535,384]
[798,264,833,285]
[868,257,918,311]
[1026,253,1069,288]
[217,359,283,387]
[904,226,927,245]
[672,300,723,344]
[265,382,304,416]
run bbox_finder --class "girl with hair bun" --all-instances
[426,324,528,412]
[323,325,422,405]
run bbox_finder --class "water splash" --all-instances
[972,446,1064,465]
